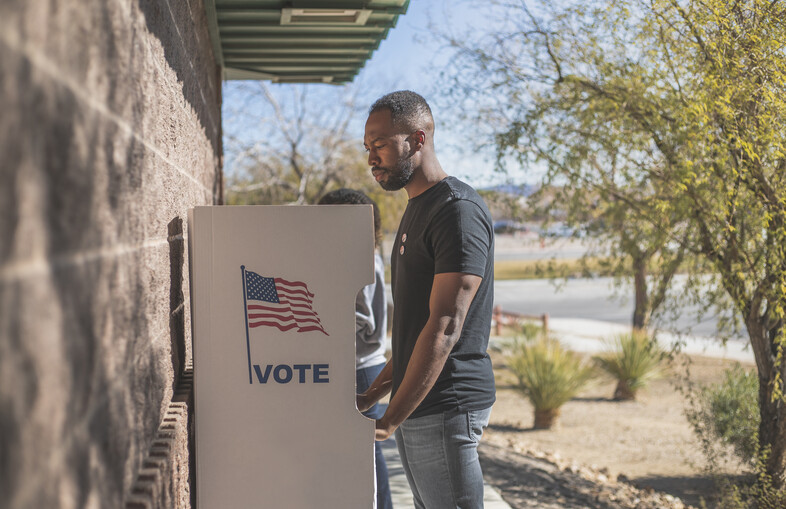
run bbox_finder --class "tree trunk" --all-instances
[613,380,636,401]
[632,256,651,330]
[759,381,786,488]
[748,320,786,488]
[534,408,560,429]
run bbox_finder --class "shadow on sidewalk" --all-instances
[479,443,619,509]
[633,473,749,508]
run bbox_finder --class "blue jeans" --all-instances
[395,407,492,509]
[357,364,393,509]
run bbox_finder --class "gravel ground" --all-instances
[479,442,693,509]
[479,350,751,508]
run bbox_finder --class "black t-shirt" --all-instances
[390,176,496,418]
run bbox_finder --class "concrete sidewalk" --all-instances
[493,317,754,363]
[379,437,511,509]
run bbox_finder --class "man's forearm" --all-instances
[377,315,460,435]
[374,272,481,440]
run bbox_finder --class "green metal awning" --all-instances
[203,1,410,83]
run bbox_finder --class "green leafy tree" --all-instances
[531,177,690,330]
[443,0,786,484]
[442,1,694,332]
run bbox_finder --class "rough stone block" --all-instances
[0,0,218,507]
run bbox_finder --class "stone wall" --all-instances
[0,0,221,507]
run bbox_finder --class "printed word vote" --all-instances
[253,363,329,384]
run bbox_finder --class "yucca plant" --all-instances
[593,331,666,401]
[508,338,596,429]
[517,321,546,342]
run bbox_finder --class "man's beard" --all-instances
[374,157,415,191]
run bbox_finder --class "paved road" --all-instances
[491,234,744,339]
[493,276,743,340]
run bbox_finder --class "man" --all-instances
[357,90,496,508]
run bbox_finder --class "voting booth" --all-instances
[189,205,376,508]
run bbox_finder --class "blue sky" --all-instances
[354,1,454,93]
[222,1,535,188]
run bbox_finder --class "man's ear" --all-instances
[410,130,426,150]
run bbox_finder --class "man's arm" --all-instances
[374,272,482,440]
[356,359,393,413]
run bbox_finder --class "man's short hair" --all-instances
[317,188,382,247]
[369,90,434,133]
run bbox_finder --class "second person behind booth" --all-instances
[317,188,392,509]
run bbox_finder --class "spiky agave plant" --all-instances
[593,331,666,401]
[508,338,595,429]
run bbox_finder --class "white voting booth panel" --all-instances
[189,205,376,508]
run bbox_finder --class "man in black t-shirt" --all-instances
[357,90,495,508]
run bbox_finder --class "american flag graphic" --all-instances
[243,269,328,335]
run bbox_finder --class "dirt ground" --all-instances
[483,348,753,508]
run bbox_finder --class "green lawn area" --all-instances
[494,257,615,280]
[384,257,616,283]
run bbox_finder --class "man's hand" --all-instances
[356,365,393,414]
[356,392,373,413]
[374,417,396,441]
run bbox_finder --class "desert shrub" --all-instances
[517,321,546,342]
[489,321,544,355]
[699,449,786,509]
[687,363,759,466]
[685,364,769,507]
[508,338,595,429]
[593,331,666,400]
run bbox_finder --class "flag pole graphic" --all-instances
[240,265,253,384]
